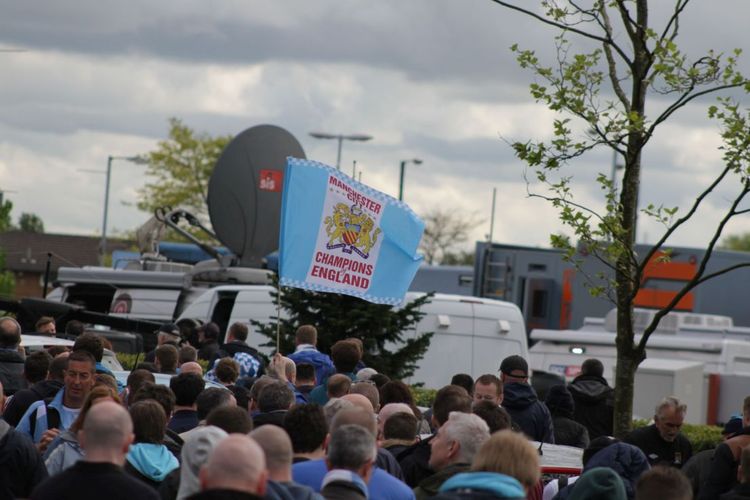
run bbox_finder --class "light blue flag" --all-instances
[279,157,424,305]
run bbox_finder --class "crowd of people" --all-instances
[0,315,749,500]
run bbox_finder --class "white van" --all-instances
[177,285,528,388]
[529,308,750,383]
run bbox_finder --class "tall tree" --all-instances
[493,0,750,435]
[137,118,232,224]
[420,208,483,265]
[18,212,44,233]
[0,197,13,232]
[253,277,434,380]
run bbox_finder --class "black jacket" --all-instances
[625,424,692,469]
[30,461,159,500]
[187,490,263,500]
[198,340,220,362]
[502,382,554,443]
[568,374,615,439]
[700,428,750,500]
[398,434,434,487]
[0,349,25,396]
[721,482,750,500]
[551,415,590,448]
[3,379,63,427]
[0,419,48,500]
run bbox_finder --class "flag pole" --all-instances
[276,281,282,354]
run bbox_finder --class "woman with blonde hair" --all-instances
[43,385,121,475]
[433,430,540,499]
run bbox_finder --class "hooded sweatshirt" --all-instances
[568,375,615,440]
[556,443,650,500]
[502,382,555,443]
[432,472,526,500]
[126,442,179,488]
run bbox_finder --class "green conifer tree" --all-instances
[254,278,434,380]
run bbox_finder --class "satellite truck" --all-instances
[41,125,529,384]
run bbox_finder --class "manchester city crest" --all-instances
[324,203,382,258]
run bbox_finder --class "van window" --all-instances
[531,289,548,319]
[212,292,238,340]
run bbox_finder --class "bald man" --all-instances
[31,401,158,500]
[293,408,414,500]
[180,362,204,376]
[250,425,323,500]
[194,435,268,499]
[341,393,375,414]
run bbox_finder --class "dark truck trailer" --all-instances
[473,241,750,333]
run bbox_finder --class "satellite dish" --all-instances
[207,125,305,267]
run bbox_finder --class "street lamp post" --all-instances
[100,155,147,264]
[309,132,373,170]
[398,158,423,201]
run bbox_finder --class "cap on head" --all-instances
[158,322,180,337]
[500,355,528,378]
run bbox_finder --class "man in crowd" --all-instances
[321,424,376,500]
[399,385,473,487]
[155,344,180,375]
[699,396,750,499]
[193,435,268,500]
[145,322,182,363]
[626,396,692,468]
[250,424,323,499]
[284,403,328,463]
[414,412,491,499]
[209,322,264,379]
[635,465,693,500]
[196,322,221,362]
[309,340,361,405]
[17,350,97,448]
[253,380,296,428]
[3,351,64,426]
[35,316,56,336]
[168,372,206,433]
[472,374,503,407]
[568,358,615,439]
[295,363,317,401]
[0,316,26,395]
[288,325,335,384]
[0,380,48,499]
[30,401,159,499]
[499,354,554,443]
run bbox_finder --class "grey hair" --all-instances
[443,411,491,464]
[283,357,296,380]
[655,396,687,418]
[324,397,354,425]
[327,424,377,471]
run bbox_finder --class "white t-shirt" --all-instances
[59,405,81,430]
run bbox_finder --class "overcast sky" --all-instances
[1,0,749,253]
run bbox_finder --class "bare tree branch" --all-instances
[489,0,632,64]
[600,5,632,112]
[660,0,690,43]
[636,163,734,279]
[647,82,748,138]
[637,180,750,351]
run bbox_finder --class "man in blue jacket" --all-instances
[499,355,555,444]
[16,350,97,450]
[288,325,335,384]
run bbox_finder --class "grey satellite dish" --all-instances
[207,124,305,267]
